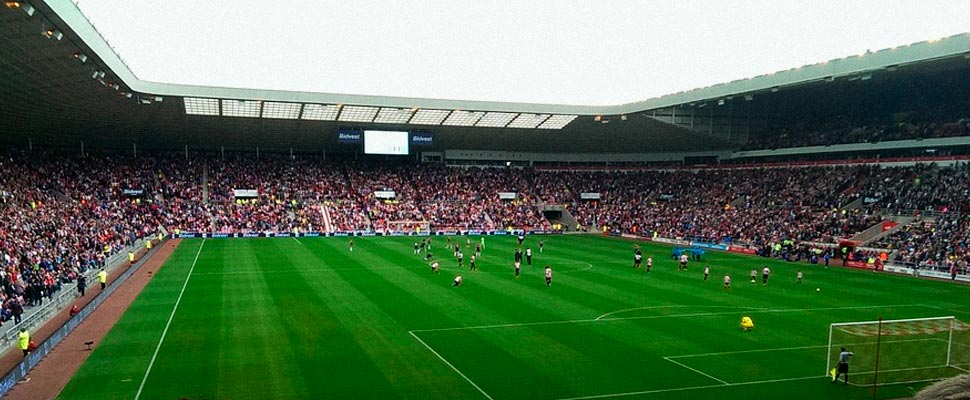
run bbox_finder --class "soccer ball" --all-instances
[816,288,821,292]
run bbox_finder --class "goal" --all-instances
[387,220,431,235]
[827,316,970,386]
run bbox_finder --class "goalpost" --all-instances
[387,220,431,235]
[827,316,970,386]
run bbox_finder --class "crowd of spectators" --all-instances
[0,149,966,321]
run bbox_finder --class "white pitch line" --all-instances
[553,375,822,400]
[595,305,767,321]
[666,337,940,359]
[411,304,927,334]
[409,331,494,400]
[667,344,830,359]
[291,236,303,245]
[952,365,970,373]
[134,238,206,400]
[663,357,729,385]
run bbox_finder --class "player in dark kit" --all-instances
[514,248,523,264]
[457,251,464,268]
[634,250,643,269]
[526,247,533,265]
[517,233,525,246]
[470,255,477,271]
[475,243,482,257]
[454,243,460,257]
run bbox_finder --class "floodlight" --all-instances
[5,1,20,9]
[73,52,87,63]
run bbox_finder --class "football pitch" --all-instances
[57,235,970,400]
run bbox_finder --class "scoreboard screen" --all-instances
[363,130,409,155]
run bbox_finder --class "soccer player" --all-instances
[517,233,525,246]
[750,269,757,284]
[414,242,420,255]
[431,261,439,274]
[833,347,853,384]
[526,247,533,266]
[514,248,523,264]
[740,316,754,331]
[480,236,485,249]
[797,270,803,283]
[454,243,460,257]
[348,238,354,252]
[646,256,653,273]
[679,253,689,271]
[723,274,731,289]
[762,266,771,285]
[424,250,434,261]
[514,261,521,278]
[475,242,482,257]
[703,265,710,281]
[544,265,553,286]
[470,255,477,271]
[457,251,464,268]
[634,250,643,269]
[538,239,544,253]
[453,275,463,286]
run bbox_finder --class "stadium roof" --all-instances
[1,1,969,153]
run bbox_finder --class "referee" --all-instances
[833,347,853,384]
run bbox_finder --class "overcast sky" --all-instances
[75,1,969,106]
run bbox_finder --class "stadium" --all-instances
[1,1,969,399]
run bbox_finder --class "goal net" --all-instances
[387,220,431,235]
[827,316,970,386]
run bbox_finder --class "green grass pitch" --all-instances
[57,235,970,399]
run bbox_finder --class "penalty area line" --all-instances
[553,375,823,400]
[409,331,494,400]
[663,357,729,385]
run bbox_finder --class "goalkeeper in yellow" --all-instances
[740,316,754,331]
